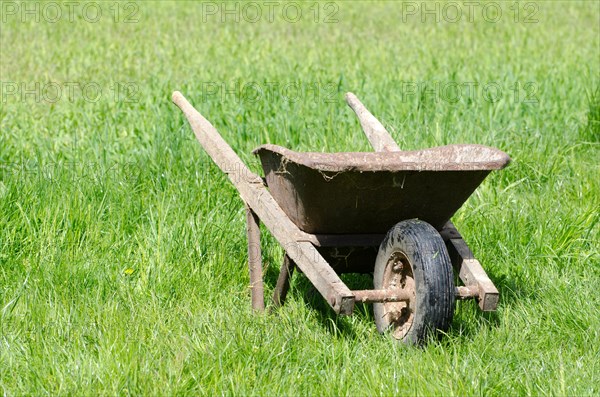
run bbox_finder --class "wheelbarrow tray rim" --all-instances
[252,143,510,172]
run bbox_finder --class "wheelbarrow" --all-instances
[172,91,510,344]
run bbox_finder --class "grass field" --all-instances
[1,0,599,395]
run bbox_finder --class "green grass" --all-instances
[1,0,599,395]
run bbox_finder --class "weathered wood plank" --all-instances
[173,91,355,314]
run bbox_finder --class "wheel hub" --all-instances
[382,251,416,340]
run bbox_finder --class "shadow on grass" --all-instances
[263,269,376,338]
[264,255,534,342]
[449,268,539,340]
[298,273,375,339]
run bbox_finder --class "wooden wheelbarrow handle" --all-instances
[345,92,401,153]
[172,91,355,315]
[172,91,262,184]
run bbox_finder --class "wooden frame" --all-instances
[172,91,500,315]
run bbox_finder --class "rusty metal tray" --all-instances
[253,144,510,234]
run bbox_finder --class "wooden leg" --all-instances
[272,255,295,307]
[246,205,264,312]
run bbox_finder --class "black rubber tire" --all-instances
[373,219,455,345]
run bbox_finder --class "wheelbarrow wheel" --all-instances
[373,219,455,345]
